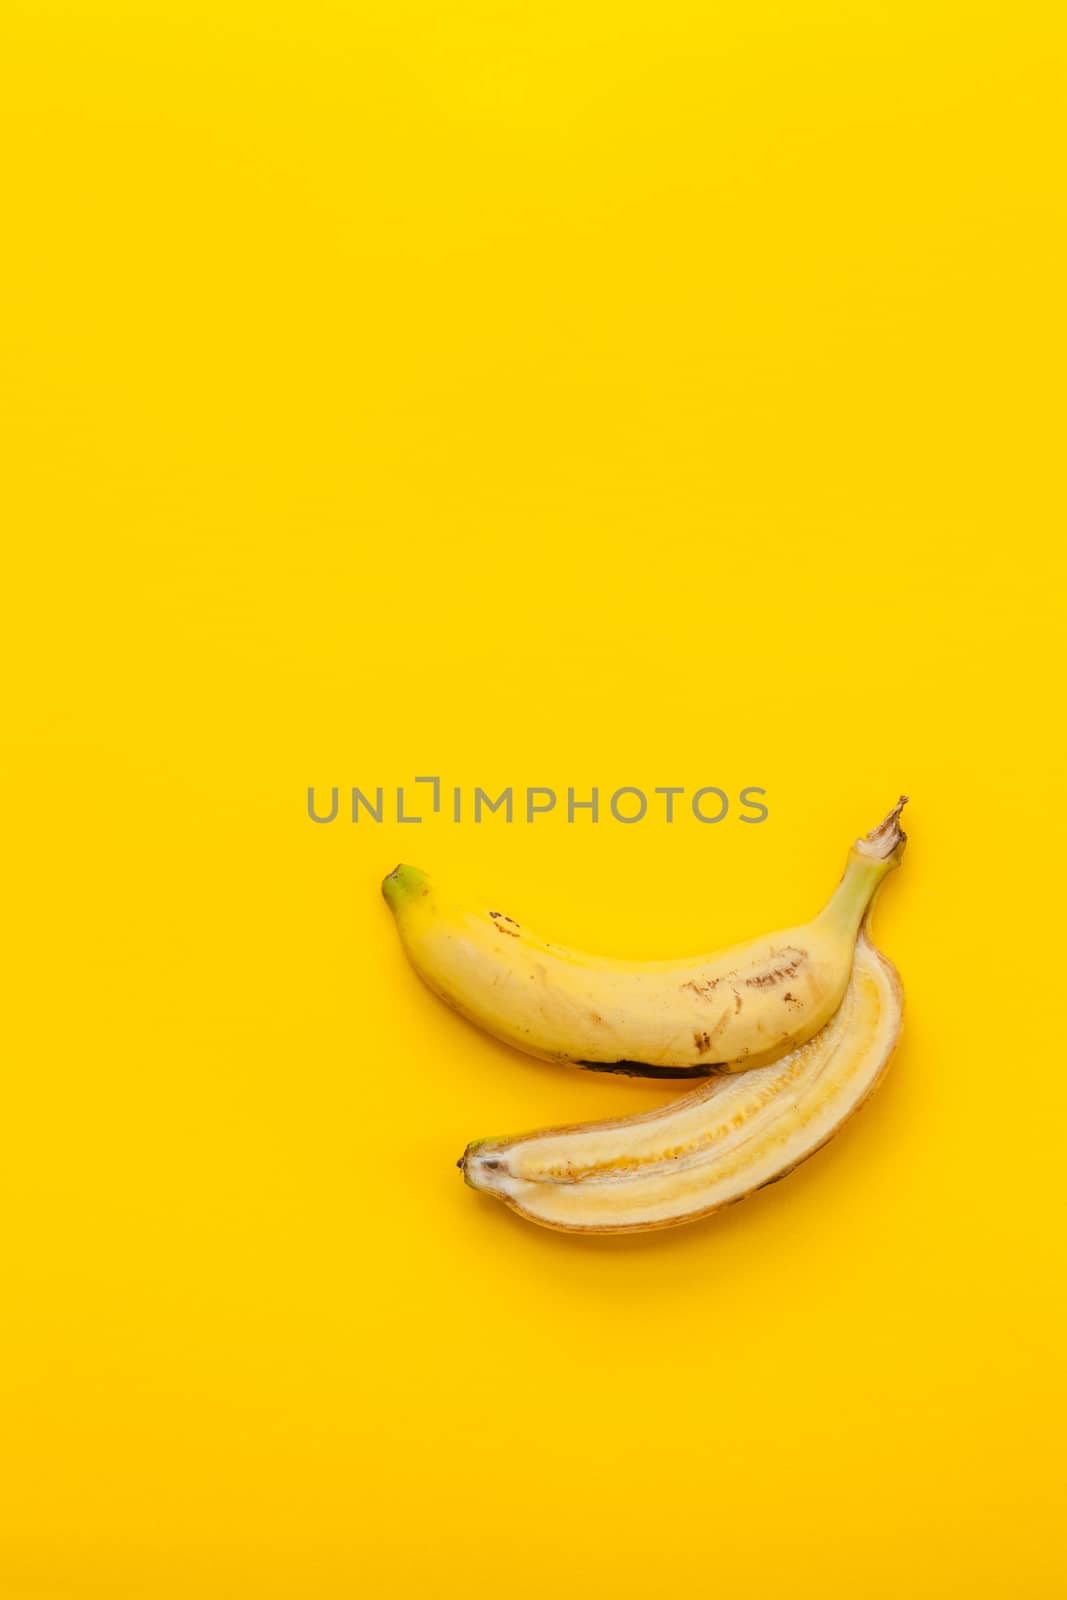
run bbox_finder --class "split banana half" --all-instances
[459,925,902,1234]
[383,798,907,1077]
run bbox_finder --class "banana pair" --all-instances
[382,798,907,1234]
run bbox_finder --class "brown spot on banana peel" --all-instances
[682,976,721,1000]
[684,951,807,1002]
[745,949,807,989]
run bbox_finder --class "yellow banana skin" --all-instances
[382,798,907,1077]
[460,926,902,1234]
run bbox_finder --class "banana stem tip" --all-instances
[857,795,909,860]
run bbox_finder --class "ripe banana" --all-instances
[382,797,907,1076]
[460,925,902,1233]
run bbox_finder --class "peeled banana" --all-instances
[382,797,906,1076]
[460,925,902,1233]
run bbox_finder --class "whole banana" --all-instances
[383,797,906,1076]
[460,926,902,1233]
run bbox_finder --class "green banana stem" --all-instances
[820,795,908,936]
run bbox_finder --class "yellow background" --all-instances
[3,2,1065,1594]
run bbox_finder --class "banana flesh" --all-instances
[383,798,906,1077]
[460,926,902,1233]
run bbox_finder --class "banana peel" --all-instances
[383,798,907,1077]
